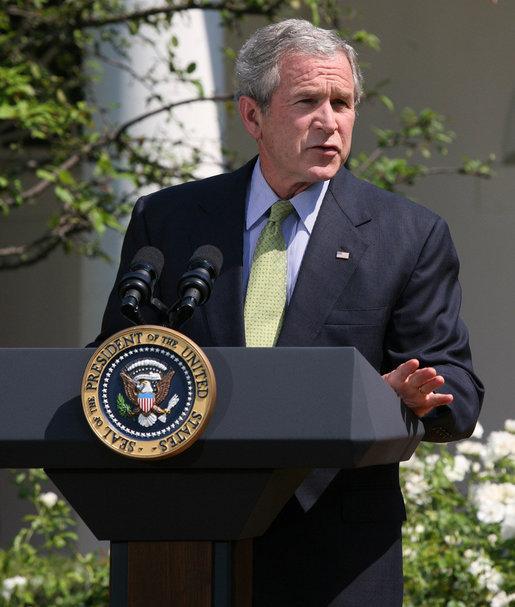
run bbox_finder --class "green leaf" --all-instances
[36,169,56,183]
[88,207,107,235]
[378,94,395,112]
[56,170,74,185]
[54,186,74,205]
[352,29,381,51]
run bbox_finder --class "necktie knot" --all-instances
[269,199,294,224]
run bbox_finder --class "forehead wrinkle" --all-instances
[279,54,354,98]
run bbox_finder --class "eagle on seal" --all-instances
[120,370,175,426]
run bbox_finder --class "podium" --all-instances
[0,346,423,606]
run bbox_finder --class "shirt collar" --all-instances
[246,159,329,234]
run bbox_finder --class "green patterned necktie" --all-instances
[245,200,295,347]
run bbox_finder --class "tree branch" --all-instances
[6,0,286,32]
[1,93,233,210]
[0,212,90,269]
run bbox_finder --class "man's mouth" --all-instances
[311,144,340,154]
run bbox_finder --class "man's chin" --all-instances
[307,162,343,183]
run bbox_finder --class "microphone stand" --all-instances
[120,295,170,328]
[167,299,195,331]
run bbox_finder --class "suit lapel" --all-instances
[190,161,255,346]
[278,170,371,346]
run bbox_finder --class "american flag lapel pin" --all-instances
[336,250,350,259]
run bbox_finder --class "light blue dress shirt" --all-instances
[243,159,329,303]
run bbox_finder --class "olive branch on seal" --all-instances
[117,393,132,417]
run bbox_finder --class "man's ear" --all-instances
[238,95,262,139]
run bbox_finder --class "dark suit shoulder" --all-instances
[134,159,255,214]
[331,168,441,227]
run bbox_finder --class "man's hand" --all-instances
[382,359,453,417]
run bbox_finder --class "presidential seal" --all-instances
[81,326,216,459]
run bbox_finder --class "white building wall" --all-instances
[79,8,226,345]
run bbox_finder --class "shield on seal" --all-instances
[138,391,155,414]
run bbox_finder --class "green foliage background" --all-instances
[0,0,493,270]
[0,470,109,606]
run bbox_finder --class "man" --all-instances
[95,19,484,606]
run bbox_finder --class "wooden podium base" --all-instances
[111,540,253,607]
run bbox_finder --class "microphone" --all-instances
[119,246,165,323]
[169,245,223,330]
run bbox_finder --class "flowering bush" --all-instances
[401,420,515,606]
[0,469,109,606]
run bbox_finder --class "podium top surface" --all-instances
[0,347,422,469]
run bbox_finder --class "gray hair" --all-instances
[235,19,363,111]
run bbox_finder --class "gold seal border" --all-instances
[81,325,216,460]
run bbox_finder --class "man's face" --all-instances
[239,52,356,199]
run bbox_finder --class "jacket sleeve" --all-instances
[382,216,484,443]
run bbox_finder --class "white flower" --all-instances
[403,472,430,505]
[471,482,515,525]
[468,555,503,593]
[504,419,515,434]
[467,555,488,577]
[39,491,58,508]
[491,591,515,607]
[401,454,424,472]
[500,504,515,541]
[488,533,498,546]
[444,454,471,482]
[2,576,27,600]
[409,524,425,542]
[444,534,458,545]
[483,569,504,594]
[457,440,486,458]
[483,431,515,466]
[472,421,484,439]
[425,454,439,471]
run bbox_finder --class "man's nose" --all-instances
[314,101,338,133]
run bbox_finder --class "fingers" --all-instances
[382,358,453,417]
[417,374,445,396]
[382,359,421,395]
[388,358,420,384]
[407,391,453,418]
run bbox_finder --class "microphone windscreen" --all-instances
[131,246,165,278]
[190,245,223,278]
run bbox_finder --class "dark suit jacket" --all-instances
[98,158,483,441]
[96,158,484,603]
